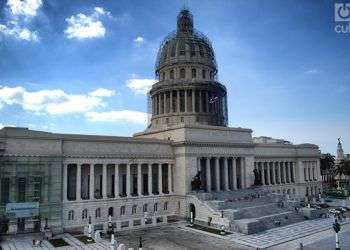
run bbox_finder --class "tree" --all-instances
[320,153,335,171]
[335,159,350,188]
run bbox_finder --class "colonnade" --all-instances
[197,157,246,192]
[254,161,295,185]
[63,162,174,202]
[152,89,224,115]
[303,161,318,182]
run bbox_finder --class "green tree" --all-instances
[335,159,350,188]
[320,153,335,171]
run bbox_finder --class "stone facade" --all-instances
[0,9,321,234]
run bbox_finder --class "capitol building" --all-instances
[0,9,322,235]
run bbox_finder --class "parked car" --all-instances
[319,203,330,208]
[340,206,350,211]
[329,208,340,214]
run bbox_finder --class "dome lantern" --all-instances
[177,8,194,35]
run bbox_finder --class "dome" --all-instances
[155,8,217,76]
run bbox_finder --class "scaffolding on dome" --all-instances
[154,29,218,76]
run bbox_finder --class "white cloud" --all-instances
[85,110,148,125]
[64,7,111,40]
[0,0,42,42]
[89,88,115,97]
[126,78,156,95]
[0,86,116,115]
[0,24,39,42]
[133,36,144,44]
[7,0,42,17]
[0,123,15,129]
[305,69,319,74]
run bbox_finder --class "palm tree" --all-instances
[334,159,350,189]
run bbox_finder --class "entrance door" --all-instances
[17,218,25,232]
[34,219,41,232]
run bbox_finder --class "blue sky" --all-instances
[0,0,349,154]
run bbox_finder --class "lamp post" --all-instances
[333,218,341,250]
[87,216,93,242]
[138,236,143,250]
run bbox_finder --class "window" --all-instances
[108,207,114,217]
[95,208,101,218]
[170,70,174,80]
[120,206,125,215]
[154,203,158,212]
[191,68,196,78]
[164,202,168,211]
[202,69,206,79]
[210,71,213,80]
[1,177,10,204]
[132,205,137,214]
[180,117,184,123]
[68,210,74,220]
[82,209,88,219]
[18,177,26,202]
[162,72,165,80]
[180,68,186,79]
[33,177,42,202]
[143,204,148,212]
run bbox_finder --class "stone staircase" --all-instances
[193,188,307,234]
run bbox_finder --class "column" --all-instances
[158,164,163,194]
[287,162,291,183]
[232,158,237,190]
[184,89,188,112]
[158,94,161,115]
[114,164,119,197]
[279,162,283,183]
[261,162,265,185]
[170,91,173,113]
[215,158,220,191]
[206,158,211,192]
[241,157,246,188]
[224,158,229,191]
[199,90,203,112]
[126,164,131,197]
[63,164,68,202]
[163,92,166,114]
[308,163,311,181]
[76,164,81,201]
[137,164,142,196]
[266,162,270,185]
[177,90,180,113]
[205,91,209,112]
[102,164,107,198]
[89,164,94,200]
[291,162,295,182]
[148,164,152,195]
[277,162,281,184]
[192,89,195,112]
[168,164,173,194]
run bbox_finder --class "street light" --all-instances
[333,218,341,250]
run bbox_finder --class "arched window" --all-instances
[120,206,125,215]
[68,210,74,220]
[95,208,101,218]
[164,202,168,211]
[108,207,114,217]
[132,205,137,214]
[202,69,206,79]
[162,72,165,80]
[209,71,213,80]
[154,203,158,212]
[180,68,186,79]
[191,68,196,79]
[143,204,148,212]
[170,70,174,80]
[82,209,88,219]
